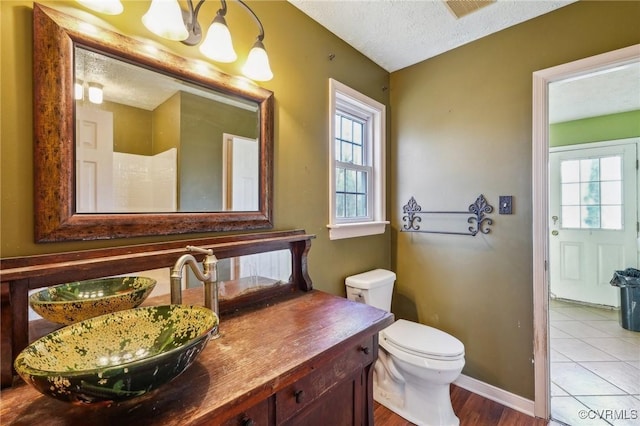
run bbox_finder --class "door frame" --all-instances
[532,43,640,419]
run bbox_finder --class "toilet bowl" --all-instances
[345,269,465,426]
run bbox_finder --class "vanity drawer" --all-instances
[219,399,269,426]
[275,335,374,424]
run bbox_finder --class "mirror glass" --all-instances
[33,4,274,241]
[75,47,260,213]
[27,250,292,328]
[188,250,292,300]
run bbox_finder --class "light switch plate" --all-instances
[499,196,513,214]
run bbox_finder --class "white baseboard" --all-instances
[453,374,535,417]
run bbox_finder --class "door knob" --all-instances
[552,230,559,236]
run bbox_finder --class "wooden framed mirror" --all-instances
[33,3,274,242]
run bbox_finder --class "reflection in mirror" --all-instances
[74,47,260,213]
[167,250,292,300]
[27,250,292,324]
[215,250,292,300]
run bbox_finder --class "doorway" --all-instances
[548,139,640,425]
[532,44,640,420]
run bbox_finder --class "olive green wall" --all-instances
[152,91,181,155]
[390,0,639,400]
[101,101,154,155]
[0,1,391,298]
[179,91,257,211]
[550,109,640,146]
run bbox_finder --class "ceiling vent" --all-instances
[445,0,496,19]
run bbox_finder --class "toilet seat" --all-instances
[381,319,464,361]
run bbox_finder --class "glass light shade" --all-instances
[242,40,273,81]
[77,0,123,15]
[74,81,84,100]
[142,0,189,41]
[199,15,237,63]
[88,83,103,104]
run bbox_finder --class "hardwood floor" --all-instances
[373,385,549,426]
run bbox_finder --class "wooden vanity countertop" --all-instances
[0,290,393,425]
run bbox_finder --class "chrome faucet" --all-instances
[171,246,220,336]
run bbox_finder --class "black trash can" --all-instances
[610,268,640,332]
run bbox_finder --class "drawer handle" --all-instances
[241,417,255,426]
[360,346,370,355]
[294,389,305,404]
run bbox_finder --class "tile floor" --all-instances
[550,299,640,426]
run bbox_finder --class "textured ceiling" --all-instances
[76,1,639,124]
[288,0,639,123]
[549,61,640,124]
[288,0,577,72]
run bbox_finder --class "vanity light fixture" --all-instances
[145,0,273,81]
[141,0,189,41]
[198,7,237,63]
[77,0,273,81]
[87,82,104,104]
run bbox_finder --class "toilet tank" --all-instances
[345,269,396,312]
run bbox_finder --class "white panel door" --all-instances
[549,141,638,307]
[76,106,114,212]
[222,134,259,211]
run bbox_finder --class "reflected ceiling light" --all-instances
[88,82,104,104]
[74,80,84,101]
[76,0,124,15]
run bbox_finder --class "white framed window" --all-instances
[327,78,388,240]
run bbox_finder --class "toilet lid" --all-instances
[381,319,464,360]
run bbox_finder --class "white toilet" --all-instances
[345,269,465,426]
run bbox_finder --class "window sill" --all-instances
[327,221,389,240]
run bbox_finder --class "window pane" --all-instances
[601,181,622,205]
[341,141,353,163]
[346,194,356,217]
[334,114,341,138]
[561,160,580,183]
[356,171,367,192]
[353,122,363,144]
[345,169,356,192]
[334,138,341,161]
[562,183,580,205]
[341,116,352,140]
[581,206,600,228]
[581,182,599,205]
[600,156,621,181]
[353,145,362,165]
[336,193,345,218]
[562,206,580,228]
[357,194,367,217]
[580,158,599,182]
[601,206,622,230]
[336,168,345,192]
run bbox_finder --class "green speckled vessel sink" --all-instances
[15,305,218,404]
[29,276,156,325]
